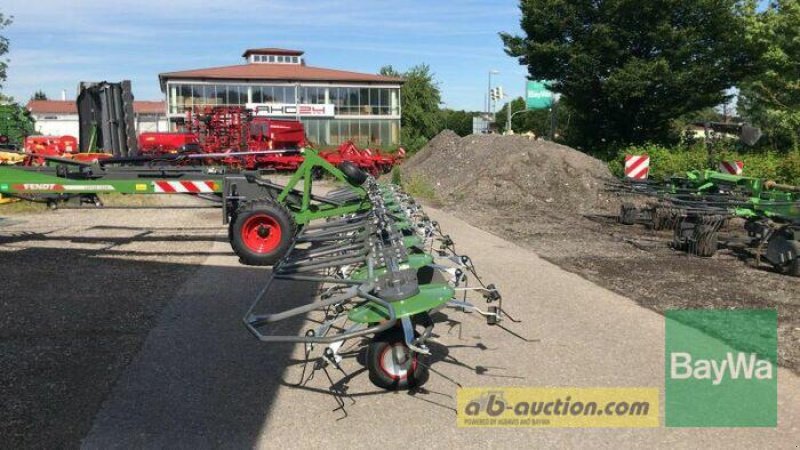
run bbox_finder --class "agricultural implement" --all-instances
[614,169,800,276]
[0,147,373,266]
[244,173,513,405]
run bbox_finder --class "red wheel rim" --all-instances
[378,343,417,380]
[241,214,282,253]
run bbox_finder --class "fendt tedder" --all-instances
[614,169,800,276]
[244,175,514,407]
[0,145,516,396]
[0,148,371,266]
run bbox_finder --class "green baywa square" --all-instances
[665,309,777,427]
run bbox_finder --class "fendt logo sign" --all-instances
[247,103,335,118]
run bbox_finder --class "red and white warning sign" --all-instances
[625,155,650,180]
[152,180,217,193]
[719,161,744,175]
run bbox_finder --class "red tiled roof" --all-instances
[159,64,404,86]
[26,100,166,115]
[242,48,304,58]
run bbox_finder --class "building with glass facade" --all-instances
[159,48,403,147]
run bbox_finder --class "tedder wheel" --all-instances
[788,257,800,278]
[230,200,295,266]
[691,224,718,258]
[337,161,369,186]
[367,328,428,391]
[619,203,637,225]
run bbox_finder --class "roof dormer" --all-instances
[242,48,305,65]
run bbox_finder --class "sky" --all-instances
[0,0,528,111]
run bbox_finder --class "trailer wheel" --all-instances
[367,328,427,391]
[230,200,295,266]
[619,203,637,225]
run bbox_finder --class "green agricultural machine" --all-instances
[616,170,800,276]
[0,149,370,266]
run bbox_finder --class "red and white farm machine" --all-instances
[18,104,405,174]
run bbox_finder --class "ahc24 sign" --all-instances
[247,103,335,118]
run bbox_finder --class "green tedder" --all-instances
[614,169,800,276]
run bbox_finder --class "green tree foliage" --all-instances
[0,13,12,92]
[380,64,443,152]
[440,109,474,136]
[739,0,800,151]
[0,103,36,145]
[494,97,570,139]
[32,90,48,100]
[501,0,760,150]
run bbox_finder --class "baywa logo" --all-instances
[665,309,777,427]
[670,352,774,386]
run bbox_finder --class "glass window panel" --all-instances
[380,121,390,146]
[252,86,263,103]
[214,85,226,105]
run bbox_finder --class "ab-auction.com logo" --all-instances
[665,309,777,427]
[456,388,659,428]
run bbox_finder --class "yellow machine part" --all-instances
[0,151,25,165]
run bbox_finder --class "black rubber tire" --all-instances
[692,226,718,258]
[367,328,427,391]
[651,208,667,231]
[788,257,800,277]
[229,200,295,266]
[619,203,637,225]
[338,161,369,186]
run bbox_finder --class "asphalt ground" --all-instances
[1,197,798,448]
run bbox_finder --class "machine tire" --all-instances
[651,207,667,231]
[692,225,718,258]
[367,328,427,391]
[619,203,637,225]
[788,257,800,278]
[338,161,369,186]
[230,200,295,266]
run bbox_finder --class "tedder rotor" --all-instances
[612,169,800,275]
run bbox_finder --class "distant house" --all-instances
[25,100,168,137]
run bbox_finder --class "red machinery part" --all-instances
[138,132,201,156]
[23,135,79,165]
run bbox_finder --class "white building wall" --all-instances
[31,114,169,137]
[33,114,80,137]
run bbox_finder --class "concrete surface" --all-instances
[78,205,800,448]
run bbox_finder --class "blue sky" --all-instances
[1,0,527,110]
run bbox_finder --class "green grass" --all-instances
[402,174,440,204]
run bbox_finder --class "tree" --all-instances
[494,97,574,140]
[380,64,443,152]
[738,0,800,151]
[0,103,36,145]
[0,13,12,92]
[440,109,475,136]
[501,0,760,150]
[32,90,48,101]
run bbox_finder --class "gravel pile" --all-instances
[402,131,618,220]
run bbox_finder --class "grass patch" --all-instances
[402,174,440,205]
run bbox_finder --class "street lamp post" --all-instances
[487,70,499,115]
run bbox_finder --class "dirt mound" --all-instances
[402,131,617,219]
